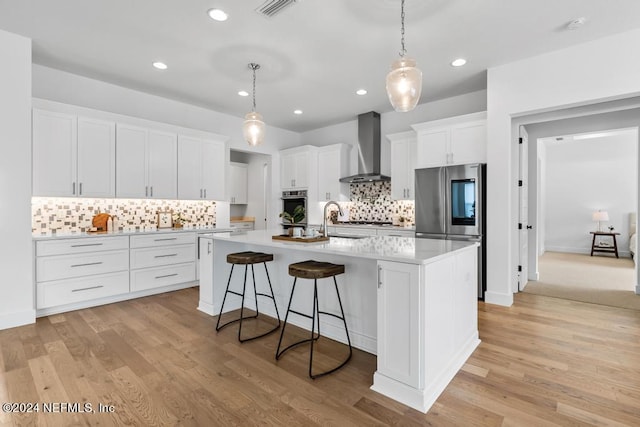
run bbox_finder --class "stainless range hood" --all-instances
[339,111,391,183]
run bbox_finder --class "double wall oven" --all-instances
[281,190,307,229]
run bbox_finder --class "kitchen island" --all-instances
[199,229,480,413]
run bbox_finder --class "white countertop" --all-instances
[211,229,476,265]
[32,226,235,240]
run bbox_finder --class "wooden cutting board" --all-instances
[272,234,329,243]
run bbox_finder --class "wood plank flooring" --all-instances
[1,288,639,426]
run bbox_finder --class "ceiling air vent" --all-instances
[256,0,298,18]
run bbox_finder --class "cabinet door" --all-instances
[293,151,308,188]
[177,136,203,200]
[450,121,487,165]
[390,139,409,200]
[229,162,248,204]
[148,130,177,199]
[280,153,296,189]
[116,124,148,198]
[406,137,417,199]
[201,140,226,201]
[377,261,421,388]
[32,109,77,197]
[76,117,116,198]
[416,128,449,168]
[318,149,339,201]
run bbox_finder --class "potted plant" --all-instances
[279,205,306,236]
[172,211,189,228]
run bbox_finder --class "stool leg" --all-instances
[333,276,353,356]
[276,277,298,359]
[251,264,260,316]
[216,264,236,331]
[308,279,319,379]
[264,262,281,323]
[237,265,249,342]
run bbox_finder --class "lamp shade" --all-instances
[243,111,265,146]
[386,56,422,112]
[592,211,609,222]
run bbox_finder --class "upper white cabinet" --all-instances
[178,135,227,200]
[317,144,351,201]
[229,162,248,204]
[116,124,177,199]
[33,109,116,197]
[412,112,487,168]
[280,145,317,190]
[388,131,417,200]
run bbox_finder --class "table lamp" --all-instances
[592,210,609,232]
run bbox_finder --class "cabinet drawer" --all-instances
[37,250,129,282]
[36,236,129,256]
[230,222,254,230]
[130,233,195,248]
[37,271,129,309]
[130,244,195,269]
[130,262,195,292]
[377,229,415,237]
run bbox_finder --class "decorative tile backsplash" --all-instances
[32,198,216,234]
[329,182,415,224]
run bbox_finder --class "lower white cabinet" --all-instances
[230,221,255,231]
[129,233,196,292]
[35,236,130,310]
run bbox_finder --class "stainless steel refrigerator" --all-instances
[415,163,486,299]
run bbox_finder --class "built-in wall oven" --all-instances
[281,190,307,229]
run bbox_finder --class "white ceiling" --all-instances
[1,0,640,132]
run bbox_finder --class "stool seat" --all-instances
[289,260,345,279]
[227,251,274,265]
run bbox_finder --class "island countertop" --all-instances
[209,229,477,265]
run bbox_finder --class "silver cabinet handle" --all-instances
[154,237,177,241]
[72,285,104,293]
[71,261,103,268]
[72,182,76,195]
[200,188,203,198]
[204,188,207,198]
[154,253,178,258]
[145,186,148,197]
[71,243,103,248]
[79,182,83,195]
[207,241,212,255]
[155,273,178,279]
[377,266,382,288]
[150,186,153,197]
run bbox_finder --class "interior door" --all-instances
[518,126,529,291]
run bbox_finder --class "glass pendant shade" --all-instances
[386,56,422,112]
[243,111,265,146]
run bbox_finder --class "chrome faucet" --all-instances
[321,201,344,237]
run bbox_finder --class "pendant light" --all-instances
[243,63,265,146]
[386,0,422,112]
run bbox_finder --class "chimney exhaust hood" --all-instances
[339,111,391,183]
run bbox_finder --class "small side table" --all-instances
[590,231,620,258]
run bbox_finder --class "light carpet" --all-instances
[523,251,640,310]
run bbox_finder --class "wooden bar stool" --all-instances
[216,251,281,342]
[275,260,352,379]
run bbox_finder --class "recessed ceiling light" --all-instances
[451,58,467,67]
[356,89,367,96]
[152,62,168,70]
[238,90,249,97]
[566,17,586,30]
[208,8,228,22]
[294,110,303,115]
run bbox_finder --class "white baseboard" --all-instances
[484,291,513,306]
[197,300,215,316]
[0,309,36,330]
[545,246,631,258]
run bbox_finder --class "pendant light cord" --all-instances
[399,0,406,57]
[248,62,260,112]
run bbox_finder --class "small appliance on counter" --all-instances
[415,163,486,299]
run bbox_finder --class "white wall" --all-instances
[487,28,640,305]
[0,30,33,329]
[543,132,637,255]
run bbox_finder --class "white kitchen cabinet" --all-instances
[413,112,487,168]
[116,123,177,199]
[280,146,317,190]
[229,162,248,204]
[35,236,130,310]
[377,260,421,388]
[129,233,196,292]
[388,131,417,200]
[317,144,351,201]
[33,109,116,197]
[178,135,227,200]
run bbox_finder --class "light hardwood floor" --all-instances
[1,288,639,426]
